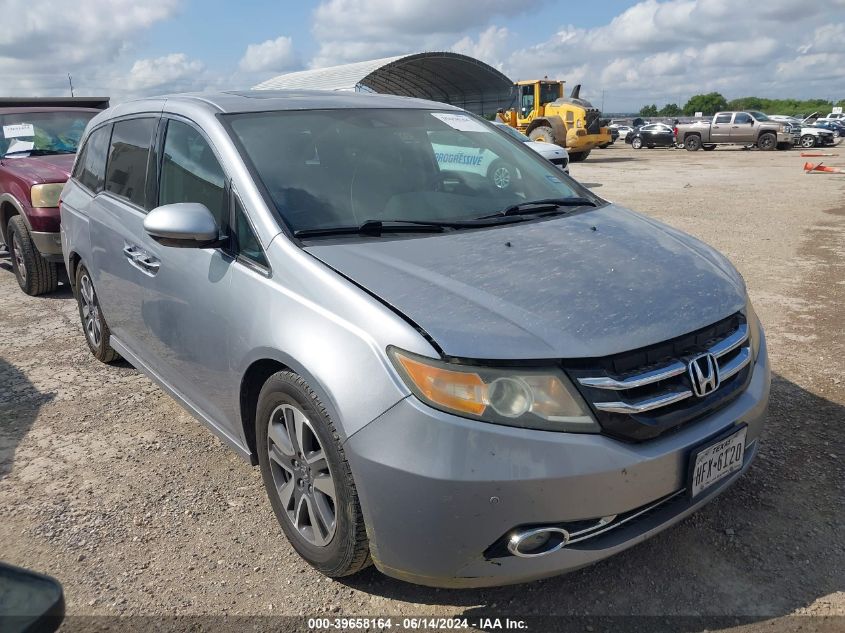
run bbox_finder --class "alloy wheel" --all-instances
[800,135,816,148]
[493,166,511,189]
[11,232,26,284]
[267,404,337,547]
[79,273,103,348]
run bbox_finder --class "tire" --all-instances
[569,150,590,162]
[488,159,516,190]
[631,137,643,149]
[757,132,777,151]
[74,264,121,363]
[800,134,817,148]
[6,216,58,296]
[702,144,717,151]
[684,135,701,151]
[528,125,555,144]
[256,371,370,577]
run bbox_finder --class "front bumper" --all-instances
[345,336,770,587]
[30,230,63,261]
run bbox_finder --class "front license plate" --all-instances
[688,426,747,498]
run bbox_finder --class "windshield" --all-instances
[225,109,589,234]
[748,111,770,121]
[0,111,95,157]
[494,123,530,143]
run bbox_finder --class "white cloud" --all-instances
[126,53,207,93]
[0,0,179,95]
[452,26,510,70]
[309,0,541,67]
[239,36,299,73]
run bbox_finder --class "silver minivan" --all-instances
[61,91,770,588]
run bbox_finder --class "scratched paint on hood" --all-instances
[306,204,746,360]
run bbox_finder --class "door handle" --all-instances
[123,242,160,276]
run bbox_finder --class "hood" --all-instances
[0,154,75,184]
[525,141,568,159]
[305,204,746,360]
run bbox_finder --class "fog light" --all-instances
[508,527,569,558]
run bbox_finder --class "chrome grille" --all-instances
[566,313,753,442]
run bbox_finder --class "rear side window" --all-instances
[159,119,227,227]
[714,114,732,124]
[74,125,111,193]
[105,118,155,208]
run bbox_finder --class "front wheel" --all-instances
[800,134,817,148]
[528,125,555,144]
[631,137,643,149]
[6,216,58,296]
[757,132,777,151]
[75,264,121,363]
[257,371,370,577]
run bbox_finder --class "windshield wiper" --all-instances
[295,219,468,238]
[294,214,541,238]
[478,197,597,219]
[1,149,75,158]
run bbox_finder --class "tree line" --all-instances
[638,93,845,118]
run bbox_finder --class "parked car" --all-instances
[818,111,845,122]
[614,124,634,138]
[770,115,836,148]
[0,98,107,295]
[625,123,676,149]
[675,111,797,151]
[812,120,844,138]
[494,122,569,172]
[62,91,770,588]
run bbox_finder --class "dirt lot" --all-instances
[1,143,843,631]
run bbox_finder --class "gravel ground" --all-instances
[1,143,843,632]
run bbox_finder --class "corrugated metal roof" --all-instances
[254,52,515,115]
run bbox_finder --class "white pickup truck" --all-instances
[675,111,798,151]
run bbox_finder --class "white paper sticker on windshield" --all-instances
[7,139,35,153]
[3,123,35,139]
[430,112,490,133]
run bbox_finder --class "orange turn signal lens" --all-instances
[393,352,487,416]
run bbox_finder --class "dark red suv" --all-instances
[1,98,107,295]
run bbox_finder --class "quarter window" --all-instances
[75,125,112,193]
[159,120,227,227]
[105,118,155,207]
[233,196,268,268]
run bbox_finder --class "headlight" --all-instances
[388,347,598,432]
[30,183,63,208]
[745,297,762,361]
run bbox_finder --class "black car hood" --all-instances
[306,204,746,360]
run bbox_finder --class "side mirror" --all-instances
[0,562,65,633]
[143,203,221,248]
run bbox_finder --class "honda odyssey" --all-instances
[61,91,770,587]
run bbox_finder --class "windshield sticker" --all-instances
[6,139,35,153]
[430,113,490,133]
[3,123,35,139]
[545,174,563,184]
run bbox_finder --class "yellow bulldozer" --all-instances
[499,79,611,162]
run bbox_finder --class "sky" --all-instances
[1,0,844,112]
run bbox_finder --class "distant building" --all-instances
[255,52,515,116]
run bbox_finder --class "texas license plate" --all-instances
[688,426,747,498]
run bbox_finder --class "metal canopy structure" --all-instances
[254,52,515,115]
